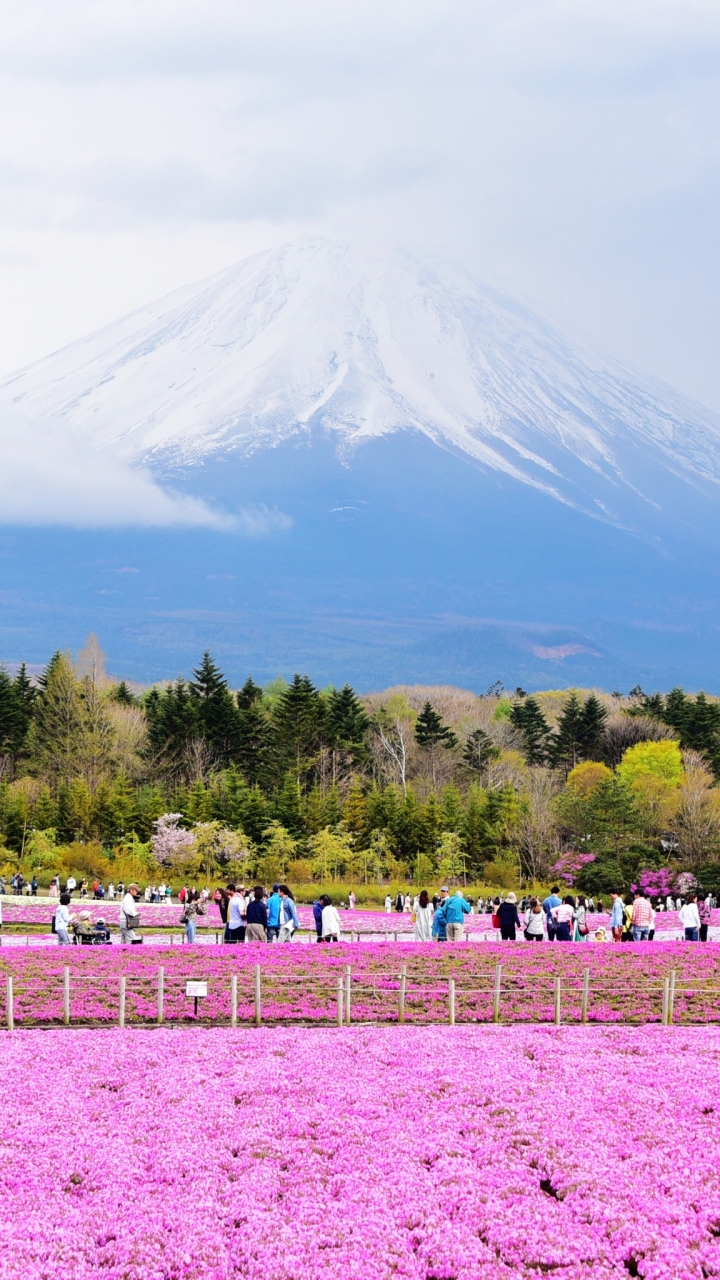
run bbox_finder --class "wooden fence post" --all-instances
[157,967,165,1025]
[6,976,13,1031]
[661,976,670,1026]
[63,966,70,1025]
[581,968,590,1025]
[398,965,407,1025]
[668,969,676,1025]
[254,964,261,1026]
[230,975,238,1028]
[336,976,344,1027]
[553,976,561,1026]
[448,978,456,1026]
[119,976,126,1028]
[492,964,502,1024]
[345,965,352,1025]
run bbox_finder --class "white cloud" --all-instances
[0,393,236,527]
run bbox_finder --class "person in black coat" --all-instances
[498,892,521,941]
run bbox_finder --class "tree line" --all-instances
[1,639,720,894]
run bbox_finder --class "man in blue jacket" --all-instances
[542,885,562,942]
[266,884,282,942]
[443,889,471,942]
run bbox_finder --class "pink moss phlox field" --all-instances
[0,1025,719,1279]
[2,942,720,1025]
[5,902,716,935]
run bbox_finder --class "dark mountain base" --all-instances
[1,433,718,690]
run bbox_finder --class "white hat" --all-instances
[506,892,517,904]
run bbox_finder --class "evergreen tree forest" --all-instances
[2,638,720,896]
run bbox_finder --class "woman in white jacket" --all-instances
[413,890,434,942]
[321,897,341,942]
[678,894,701,941]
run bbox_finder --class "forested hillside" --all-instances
[2,635,720,894]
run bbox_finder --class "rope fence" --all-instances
[1,962,717,1028]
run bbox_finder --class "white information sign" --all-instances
[186,981,208,999]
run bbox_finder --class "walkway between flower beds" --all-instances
[3,943,720,1026]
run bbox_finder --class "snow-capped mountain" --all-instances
[4,237,720,689]
[5,237,720,536]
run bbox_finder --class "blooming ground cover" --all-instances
[2,942,720,1025]
[0,1025,719,1279]
[3,899,715,937]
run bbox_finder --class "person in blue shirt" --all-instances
[266,884,282,942]
[312,897,325,943]
[442,889,471,942]
[432,902,448,942]
[542,885,562,941]
[609,892,625,942]
[278,885,300,942]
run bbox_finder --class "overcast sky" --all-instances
[1,0,720,411]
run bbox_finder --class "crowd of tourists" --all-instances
[34,875,720,946]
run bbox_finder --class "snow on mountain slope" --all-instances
[5,237,720,528]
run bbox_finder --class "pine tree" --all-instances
[510,697,552,765]
[147,678,199,763]
[29,653,87,784]
[235,677,271,784]
[461,727,498,775]
[113,681,136,706]
[578,693,608,760]
[0,667,23,760]
[190,652,241,766]
[414,701,458,790]
[272,674,326,786]
[327,684,369,764]
[551,692,585,770]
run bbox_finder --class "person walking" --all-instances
[225,884,246,943]
[432,894,448,942]
[348,891,356,911]
[54,892,72,945]
[573,895,589,941]
[119,884,142,944]
[552,896,575,942]
[181,890,205,943]
[394,890,404,914]
[266,885,282,942]
[443,889,471,942]
[523,897,545,942]
[622,894,635,941]
[543,886,562,942]
[678,894,701,941]
[609,892,624,942]
[384,895,392,913]
[278,885,300,942]
[698,894,711,943]
[245,887,268,941]
[498,892,521,941]
[631,890,654,941]
[321,896,341,942]
[413,890,434,942]
[312,896,325,943]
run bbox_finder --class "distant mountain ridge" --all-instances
[5,238,720,540]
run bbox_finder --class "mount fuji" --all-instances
[2,238,720,689]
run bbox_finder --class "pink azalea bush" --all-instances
[0,1024,719,1278]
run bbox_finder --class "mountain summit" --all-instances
[5,237,720,538]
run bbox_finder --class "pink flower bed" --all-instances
[0,1025,719,1278]
[2,941,720,1025]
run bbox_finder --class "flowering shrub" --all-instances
[0,1025,719,1278]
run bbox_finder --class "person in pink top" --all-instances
[631,890,654,942]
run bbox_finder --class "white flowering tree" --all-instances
[151,814,196,868]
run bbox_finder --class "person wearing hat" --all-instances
[92,917,111,944]
[120,884,142,944]
[497,892,522,941]
[71,911,95,944]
